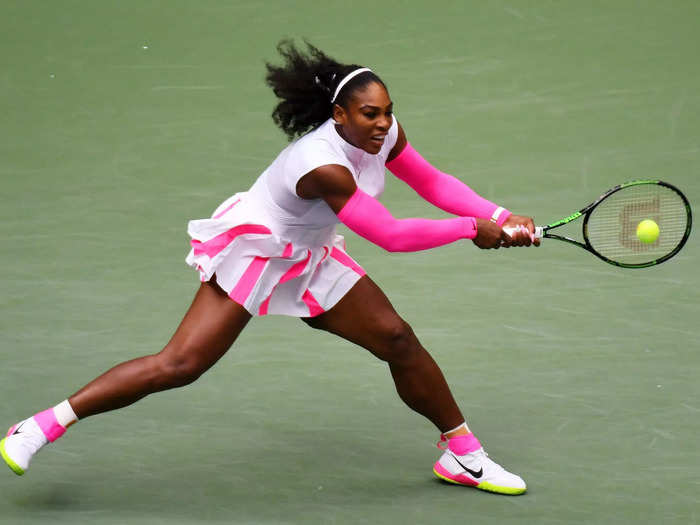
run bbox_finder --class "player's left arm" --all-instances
[387,121,537,246]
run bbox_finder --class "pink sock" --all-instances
[33,409,67,442]
[448,433,482,455]
[32,401,77,443]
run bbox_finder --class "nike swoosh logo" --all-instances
[450,454,483,478]
[13,422,26,435]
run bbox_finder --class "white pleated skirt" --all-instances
[185,193,365,317]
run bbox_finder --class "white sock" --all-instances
[444,421,470,436]
[53,400,78,428]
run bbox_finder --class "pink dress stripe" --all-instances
[191,224,272,258]
[330,247,365,276]
[257,250,312,316]
[302,289,325,317]
[278,250,312,286]
[212,198,240,219]
[229,256,269,306]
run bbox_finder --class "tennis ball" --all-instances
[636,219,660,244]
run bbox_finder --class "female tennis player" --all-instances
[2,41,537,495]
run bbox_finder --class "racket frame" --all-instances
[539,180,692,268]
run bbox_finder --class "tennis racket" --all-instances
[504,180,692,268]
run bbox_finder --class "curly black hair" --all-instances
[265,39,386,140]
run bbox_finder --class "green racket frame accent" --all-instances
[540,180,692,268]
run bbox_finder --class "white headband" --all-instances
[330,67,372,103]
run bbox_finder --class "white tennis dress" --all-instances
[185,116,399,317]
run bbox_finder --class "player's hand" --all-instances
[502,215,540,247]
[473,218,511,249]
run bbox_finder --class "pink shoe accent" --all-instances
[191,224,272,258]
[6,424,17,437]
[229,256,269,306]
[449,433,482,455]
[330,247,365,276]
[212,198,240,219]
[434,460,479,487]
[33,409,66,443]
[302,289,325,317]
[282,243,294,258]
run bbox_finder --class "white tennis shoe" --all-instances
[1,418,49,476]
[433,433,526,495]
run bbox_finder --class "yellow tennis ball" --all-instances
[636,219,660,244]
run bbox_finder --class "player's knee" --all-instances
[155,347,206,389]
[378,320,420,364]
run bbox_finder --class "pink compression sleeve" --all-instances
[337,188,477,253]
[386,143,511,226]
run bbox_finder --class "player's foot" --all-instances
[1,417,50,476]
[433,433,526,495]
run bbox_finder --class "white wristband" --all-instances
[490,206,506,223]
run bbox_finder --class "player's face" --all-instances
[333,82,393,155]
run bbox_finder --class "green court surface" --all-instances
[1,1,699,523]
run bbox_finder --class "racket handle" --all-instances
[502,225,543,241]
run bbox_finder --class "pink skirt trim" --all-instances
[191,224,272,258]
[229,256,270,306]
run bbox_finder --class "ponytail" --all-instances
[265,40,385,140]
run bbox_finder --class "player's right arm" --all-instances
[387,122,536,247]
[296,164,510,251]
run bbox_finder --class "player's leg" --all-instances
[70,278,251,417]
[302,275,526,495]
[303,276,463,432]
[1,278,251,475]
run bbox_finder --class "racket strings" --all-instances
[586,184,689,265]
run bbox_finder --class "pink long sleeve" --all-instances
[385,143,511,226]
[337,188,476,253]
